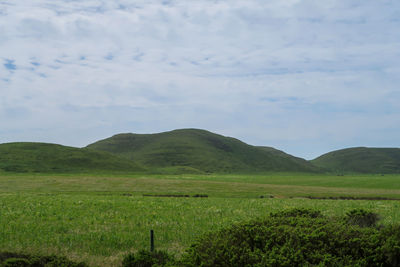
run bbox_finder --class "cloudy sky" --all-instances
[1,0,399,159]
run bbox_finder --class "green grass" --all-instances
[2,172,400,266]
[2,172,400,198]
[86,129,318,173]
[311,147,400,173]
[1,193,400,266]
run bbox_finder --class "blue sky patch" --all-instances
[104,54,114,60]
[4,59,16,70]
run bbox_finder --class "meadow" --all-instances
[1,172,400,266]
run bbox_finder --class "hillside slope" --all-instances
[311,147,400,173]
[0,142,145,173]
[87,129,318,173]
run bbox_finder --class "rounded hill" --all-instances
[86,129,318,173]
[311,147,400,173]
[0,142,144,173]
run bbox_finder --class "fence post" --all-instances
[150,230,154,252]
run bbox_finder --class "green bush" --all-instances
[2,258,31,267]
[0,252,87,267]
[180,209,397,267]
[380,224,400,266]
[122,250,175,267]
[344,209,380,227]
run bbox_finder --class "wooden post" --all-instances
[150,230,154,252]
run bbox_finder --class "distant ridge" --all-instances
[86,128,319,173]
[311,147,400,174]
[3,130,398,174]
[0,142,144,173]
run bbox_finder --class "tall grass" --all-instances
[1,192,400,266]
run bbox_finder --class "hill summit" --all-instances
[86,128,318,173]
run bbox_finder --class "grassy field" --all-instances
[1,172,400,266]
[2,172,400,198]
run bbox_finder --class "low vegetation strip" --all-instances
[0,251,87,267]
[142,194,208,198]
[143,194,191,198]
[304,196,400,201]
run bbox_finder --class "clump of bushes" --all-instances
[344,208,380,227]
[0,252,87,267]
[120,209,400,266]
[179,208,400,267]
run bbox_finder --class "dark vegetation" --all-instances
[0,252,87,267]
[143,194,190,198]
[343,209,380,227]
[0,142,144,173]
[180,209,395,267]
[142,194,208,198]
[305,196,400,201]
[312,147,400,174]
[86,128,318,173]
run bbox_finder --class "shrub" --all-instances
[344,209,380,227]
[380,224,400,266]
[0,252,87,267]
[180,209,396,267]
[122,250,175,267]
[2,258,31,267]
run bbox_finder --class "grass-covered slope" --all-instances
[86,129,318,173]
[0,142,144,173]
[311,147,400,174]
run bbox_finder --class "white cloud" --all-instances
[0,0,399,159]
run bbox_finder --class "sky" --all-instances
[1,0,399,160]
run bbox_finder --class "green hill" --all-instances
[311,147,400,174]
[86,129,318,173]
[0,142,145,173]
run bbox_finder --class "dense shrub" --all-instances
[0,252,87,267]
[122,250,175,267]
[344,209,380,227]
[380,224,400,266]
[2,258,31,267]
[180,209,397,267]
